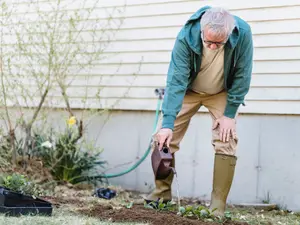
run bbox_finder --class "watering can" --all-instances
[151,142,174,180]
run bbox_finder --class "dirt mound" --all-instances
[78,204,248,225]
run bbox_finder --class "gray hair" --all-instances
[200,7,235,39]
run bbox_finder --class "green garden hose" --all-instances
[90,88,164,180]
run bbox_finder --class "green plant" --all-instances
[0,173,44,196]
[178,204,234,223]
[144,199,176,211]
[30,120,107,185]
[262,191,272,204]
[144,200,235,223]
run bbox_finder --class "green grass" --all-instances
[0,209,147,225]
[229,207,300,225]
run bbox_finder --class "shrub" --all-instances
[30,118,107,185]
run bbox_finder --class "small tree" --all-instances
[0,0,141,174]
[0,2,21,166]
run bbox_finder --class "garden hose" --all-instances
[91,88,164,179]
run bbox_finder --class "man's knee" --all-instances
[212,129,238,155]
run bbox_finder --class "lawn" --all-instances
[0,212,144,225]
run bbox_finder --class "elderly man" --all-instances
[145,6,253,216]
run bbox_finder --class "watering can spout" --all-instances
[151,143,173,180]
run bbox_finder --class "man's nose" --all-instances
[209,44,217,50]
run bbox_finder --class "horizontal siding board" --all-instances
[11,74,300,88]
[98,48,300,62]
[3,33,300,50]
[18,97,300,115]
[14,86,300,101]
[254,61,300,73]
[8,46,300,66]
[7,61,289,76]
[18,3,300,22]
[4,26,300,46]
[253,34,300,48]
[254,48,300,61]
[10,1,300,21]
[9,0,185,10]
[8,61,292,76]
[5,49,300,72]
[90,4,300,21]
[71,74,300,88]
[113,16,300,33]
[11,0,300,9]
[81,48,300,63]
[250,74,300,87]
[63,87,300,101]
[60,61,300,75]
[91,30,300,44]
[5,10,300,35]
[20,15,299,34]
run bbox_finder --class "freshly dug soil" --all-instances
[78,204,249,225]
[42,195,248,225]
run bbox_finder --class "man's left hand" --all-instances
[212,116,236,142]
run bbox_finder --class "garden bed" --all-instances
[78,203,247,225]
[43,193,247,225]
[40,187,300,225]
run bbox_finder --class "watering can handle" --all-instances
[155,139,169,151]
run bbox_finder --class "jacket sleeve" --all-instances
[161,35,191,130]
[224,28,253,118]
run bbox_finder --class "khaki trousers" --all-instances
[154,90,238,155]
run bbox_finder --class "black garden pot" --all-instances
[0,186,52,216]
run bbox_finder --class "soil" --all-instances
[43,196,86,208]
[78,204,249,225]
[42,195,249,225]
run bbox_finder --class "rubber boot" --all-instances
[209,153,237,217]
[144,156,175,204]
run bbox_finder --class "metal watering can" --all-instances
[151,143,174,180]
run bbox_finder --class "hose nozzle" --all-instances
[154,88,165,100]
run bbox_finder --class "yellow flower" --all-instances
[67,116,76,126]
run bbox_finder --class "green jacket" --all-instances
[161,6,253,130]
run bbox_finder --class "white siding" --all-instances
[3,0,300,114]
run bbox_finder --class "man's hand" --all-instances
[156,128,173,150]
[212,116,236,142]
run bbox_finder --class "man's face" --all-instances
[201,27,228,50]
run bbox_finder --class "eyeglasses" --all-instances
[201,31,227,48]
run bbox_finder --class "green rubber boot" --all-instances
[209,153,237,217]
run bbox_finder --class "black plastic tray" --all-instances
[0,186,52,216]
